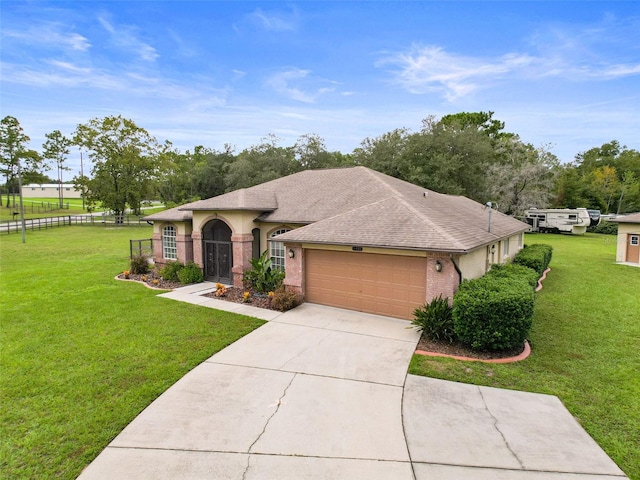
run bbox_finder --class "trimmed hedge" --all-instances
[177,261,204,285]
[159,261,184,282]
[486,262,539,289]
[514,243,553,276]
[453,275,535,351]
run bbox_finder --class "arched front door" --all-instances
[202,220,233,284]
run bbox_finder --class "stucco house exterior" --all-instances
[144,166,529,319]
[610,213,640,266]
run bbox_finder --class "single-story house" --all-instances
[22,183,82,199]
[610,212,640,266]
[144,166,529,319]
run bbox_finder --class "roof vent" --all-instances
[423,192,428,197]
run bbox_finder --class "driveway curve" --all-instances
[78,296,627,480]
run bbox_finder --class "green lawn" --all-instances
[0,197,98,222]
[0,226,265,479]
[1,198,167,222]
[409,233,640,480]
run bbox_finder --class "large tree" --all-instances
[0,116,46,208]
[225,134,299,191]
[352,128,411,179]
[293,133,347,170]
[403,116,497,202]
[552,141,640,214]
[73,115,162,219]
[488,139,558,215]
[42,130,72,207]
[440,111,506,139]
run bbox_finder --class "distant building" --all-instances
[22,183,83,199]
[610,212,640,266]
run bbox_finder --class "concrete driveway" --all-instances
[78,295,627,480]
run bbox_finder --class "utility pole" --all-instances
[17,158,26,243]
[80,151,85,210]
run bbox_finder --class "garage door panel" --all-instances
[305,250,427,320]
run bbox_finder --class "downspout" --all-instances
[449,254,462,286]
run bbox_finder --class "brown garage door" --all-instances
[305,249,427,319]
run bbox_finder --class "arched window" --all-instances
[162,225,177,260]
[270,228,290,271]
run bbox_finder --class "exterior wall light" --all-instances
[288,248,295,259]
[435,260,442,272]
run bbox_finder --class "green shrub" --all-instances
[412,295,455,343]
[453,275,534,351]
[177,262,203,285]
[486,262,539,289]
[514,243,553,276]
[270,285,302,312]
[130,255,150,275]
[588,220,618,235]
[159,261,184,282]
[244,251,285,293]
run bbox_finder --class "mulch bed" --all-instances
[416,336,525,360]
[203,287,277,310]
[116,270,182,290]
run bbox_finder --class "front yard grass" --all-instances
[0,197,97,221]
[409,233,640,480]
[0,226,265,479]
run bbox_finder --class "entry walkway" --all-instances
[78,287,628,479]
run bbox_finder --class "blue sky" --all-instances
[1,1,639,180]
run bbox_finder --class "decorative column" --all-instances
[192,231,203,268]
[231,233,254,288]
[151,231,162,266]
[176,233,193,263]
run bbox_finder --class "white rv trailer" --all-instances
[524,208,599,234]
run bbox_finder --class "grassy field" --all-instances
[0,226,265,479]
[409,233,640,479]
[0,197,95,221]
[1,198,166,221]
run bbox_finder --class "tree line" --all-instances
[2,113,639,219]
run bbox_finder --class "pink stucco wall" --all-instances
[232,233,254,288]
[283,244,304,296]
[426,256,459,304]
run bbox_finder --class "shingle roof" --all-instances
[610,212,640,224]
[152,166,529,252]
[143,205,192,222]
[273,169,528,252]
[183,188,278,212]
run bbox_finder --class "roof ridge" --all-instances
[362,168,465,248]
[397,193,466,249]
[361,167,405,200]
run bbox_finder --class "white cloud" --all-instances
[378,45,535,101]
[232,69,247,79]
[247,8,298,32]
[2,24,91,52]
[266,68,335,103]
[379,41,640,101]
[591,63,640,79]
[97,15,159,62]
